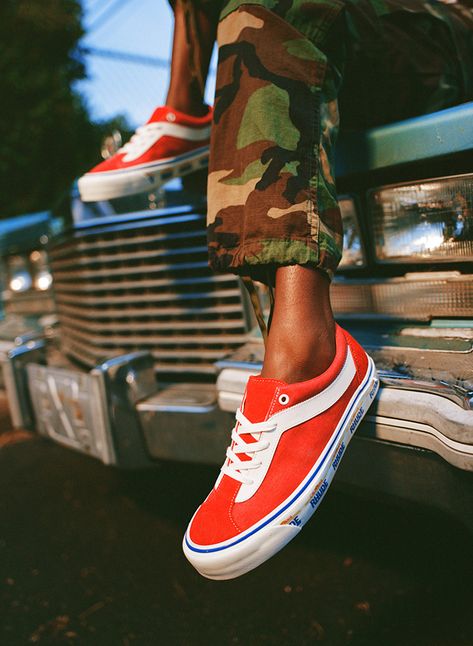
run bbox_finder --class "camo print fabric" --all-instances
[174,1,473,282]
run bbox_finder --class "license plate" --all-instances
[27,363,116,464]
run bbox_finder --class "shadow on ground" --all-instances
[0,436,472,645]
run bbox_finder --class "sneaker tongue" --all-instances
[241,375,286,423]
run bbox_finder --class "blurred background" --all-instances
[0,0,216,219]
[78,0,216,125]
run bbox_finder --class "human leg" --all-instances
[78,0,220,201]
[183,1,378,580]
[166,0,221,116]
[183,0,473,579]
[207,1,345,381]
[208,0,473,380]
[261,0,473,381]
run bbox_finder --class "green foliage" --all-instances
[0,0,130,217]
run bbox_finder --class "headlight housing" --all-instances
[6,250,52,294]
[8,255,32,292]
[369,173,473,263]
[30,250,52,291]
[339,196,366,269]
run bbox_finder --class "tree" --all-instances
[0,0,129,217]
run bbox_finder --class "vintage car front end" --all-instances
[10,103,473,529]
[0,212,57,428]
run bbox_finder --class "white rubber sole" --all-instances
[77,146,210,202]
[183,357,379,580]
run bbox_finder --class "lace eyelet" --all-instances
[166,112,176,122]
[278,393,290,406]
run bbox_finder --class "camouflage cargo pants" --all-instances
[174,1,473,282]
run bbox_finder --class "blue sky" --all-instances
[77,0,216,128]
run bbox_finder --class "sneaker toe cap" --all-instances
[188,488,241,547]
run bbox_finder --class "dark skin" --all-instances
[166,2,337,383]
[261,266,336,383]
[166,0,219,117]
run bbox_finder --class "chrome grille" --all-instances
[49,209,250,377]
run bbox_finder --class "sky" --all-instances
[77,0,216,128]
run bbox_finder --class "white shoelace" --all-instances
[119,123,164,157]
[220,408,277,485]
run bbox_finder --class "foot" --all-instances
[78,105,212,202]
[183,325,379,580]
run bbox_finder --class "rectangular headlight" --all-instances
[369,173,473,263]
[339,196,366,268]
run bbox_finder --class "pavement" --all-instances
[0,391,472,646]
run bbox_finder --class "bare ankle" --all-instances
[259,265,336,383]
[261,322,336,383]
[165,97,208,118]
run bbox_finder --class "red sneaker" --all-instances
[183,325,379,580]
[78,106,212,202]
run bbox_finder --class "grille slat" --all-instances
[55,287,242,306]
[62,334,232,360]
[60,325,248,348]
[51,244,209,270]
[50,228,205,259]
[55,301,244,320]
[58,314,245,332]
[52,260,210,281]
[64,334,219,374]
[52,210,249,378]
[52,273,233,293]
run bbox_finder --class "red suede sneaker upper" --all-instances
[188,326,369,546]
[87,105,212,175]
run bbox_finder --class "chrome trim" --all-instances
[26,350,157,467]
[93,351,157,468]
[0,339,47,429]
[367,172,473,264]
[137,383,216,414]
[378,371,473,410]
[28,362,117,464]
[371,386,473,447]
[338,195,366,269]
[331,273,473,319]
[399,326,473,339]
[137,383,232,464]
[365,415,473,471]
[378,370,473,410]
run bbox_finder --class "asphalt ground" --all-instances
[0,392,472,646]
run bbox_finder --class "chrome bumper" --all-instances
[3,324,472,527]
[9,323,473,467]
[26,358,472,468]
[0,339,46,430]
[0,314,57,429]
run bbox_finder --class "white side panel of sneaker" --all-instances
[122,123,211,162]
[234,348,357,503]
